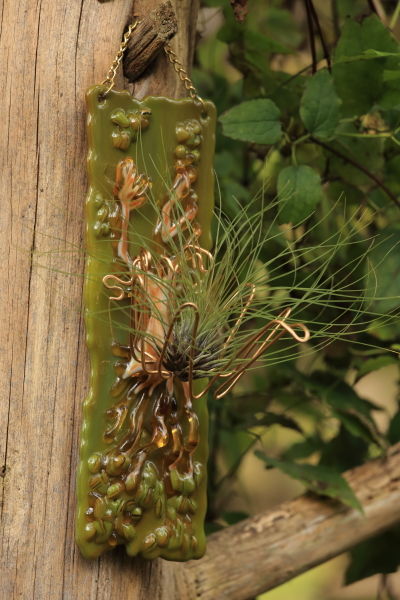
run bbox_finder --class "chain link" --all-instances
[101,20,142,96]
[163,43,206,115]
[100,20,207,116]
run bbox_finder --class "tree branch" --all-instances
[309,136,400,210]
[182,443,400,600]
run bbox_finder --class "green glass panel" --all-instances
[76,85,216,561]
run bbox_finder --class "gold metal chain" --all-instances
[163,43,206,115]
[101,19,206,114]
[101,20,142,96]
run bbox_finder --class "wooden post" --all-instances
[0,0,198,598]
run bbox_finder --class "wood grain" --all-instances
[123,2,178,83]
[130,0,201,99]
[0,0,198,598]
[187,443,400,600]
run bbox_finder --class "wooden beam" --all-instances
[182,443,400,600]
[0,1,199,598]
[123,2,178,83]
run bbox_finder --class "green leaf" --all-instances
[331,408,384,447]
[219,99,282,145]
[320,426,369,472]
[277,165,323,224]
[302,372,382,418]
[383,70,400,82]
[254,452,363,512]
[283,437,323,461]
[388,411,400,444]
[335,49,400,64]
[244,30,294,56]
[300,69,341,139]
[367,229,400,314]
[234,411,303,433]
[333,15,400,117]
[329,123,384,187]
[356,354,399,381]
[346,527,400,585]
[222,511,249,525]
[299,371,385,448]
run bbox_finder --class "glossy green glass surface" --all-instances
[76,85,216,561]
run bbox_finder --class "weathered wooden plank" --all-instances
[0,0,198,598]
[188,443,400,600]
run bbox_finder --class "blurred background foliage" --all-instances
[192,0,400,597]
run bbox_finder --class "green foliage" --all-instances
[219,99,282,144]
[355,354,399,381]
[300,69,341,139]
[367,229,400,314]
[277,165,323,224]
[333,16,400,116]
[346,527,400,584]
[254,451,363,512]
[194,0,400,585]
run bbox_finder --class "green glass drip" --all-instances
[76,85,216,561]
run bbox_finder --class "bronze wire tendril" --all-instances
[102,242,311,401]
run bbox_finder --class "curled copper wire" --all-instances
[103,244,310,401]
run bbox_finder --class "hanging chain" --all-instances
[163,43,206,115]
[100,19,206,114]
[101,19,142,96]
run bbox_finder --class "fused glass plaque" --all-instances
[76,85,216,561]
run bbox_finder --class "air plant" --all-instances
[100,174,399,405]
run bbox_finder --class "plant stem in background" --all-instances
[331,0,341,43]
[308,0,332,72]
[309,136,400,209]
[390,2,400,29]
[305,0,317,74]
